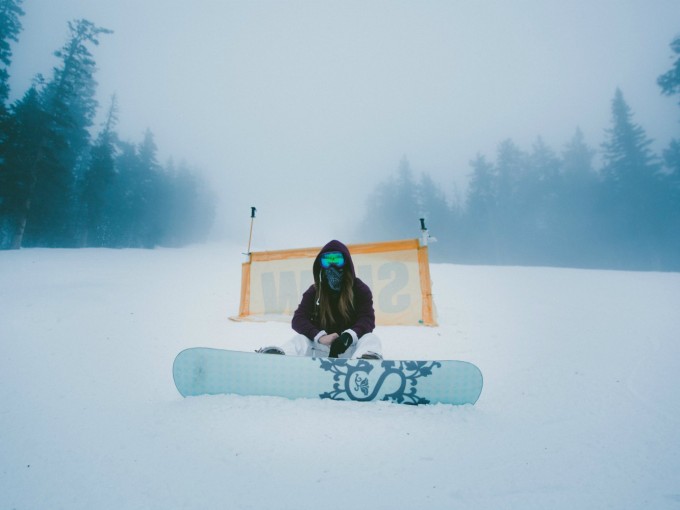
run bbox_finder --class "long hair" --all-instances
[316,269,355,331]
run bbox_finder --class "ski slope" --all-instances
[1,244,679,509]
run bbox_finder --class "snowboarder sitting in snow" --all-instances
[257,240,383,359]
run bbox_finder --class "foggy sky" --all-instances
[8,0,680,249]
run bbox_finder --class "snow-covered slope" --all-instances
[1,245,679,509]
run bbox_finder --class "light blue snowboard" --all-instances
[173,348,483,405]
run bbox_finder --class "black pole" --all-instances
[420,217,429,246]
[247,207,257,254]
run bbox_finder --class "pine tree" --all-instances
[561,128,596,188]
[600,88,662,268]
[557,128,599,266]
[416,172,452,260]
[662,139,680,181]
[0,0,24,246]
[464,154,499,262]
[494,139,527,262]
[362,156,420,241]
[392,156,420,233]
[657,35,680,107]
[466,154,496,221]
[80,95,118,246]
[0,0,24,114]
[514,138,562,263]
[0,85,49,248]
[135,129,165,248]
[108,140,139,247]
[657,36,680,269]
[601,90,658,186]
[659,140,680,269]
[16,19,111,247]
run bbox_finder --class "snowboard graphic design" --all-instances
[319,358,444,405]
[173,348,482,406]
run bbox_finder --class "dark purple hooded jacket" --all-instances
[292,240,375,340]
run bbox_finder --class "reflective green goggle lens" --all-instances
[320,251,345,269]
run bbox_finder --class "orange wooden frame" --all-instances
[235,239,437,326]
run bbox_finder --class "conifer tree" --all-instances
[362,156,420,241]
[80,95,118,246]
[657,35,680,107]
[657,35,680,269]
[0,0,24,246]
[525,139,560,219]
[558,128,599,265]
[494,139,527,261]
[10,19,111,247]
[108,140,140,247]
[516,138,562,262]
[466,154,496,221]
[561,128,596,187]
[0,0,24,115]
[0,84,49,248]
[135,129,164,247]
[416,171,452,259]
[601,89,658,187]
[600,88,661,267]
[464,154,499,262]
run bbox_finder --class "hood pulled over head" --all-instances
[313,240,355,286]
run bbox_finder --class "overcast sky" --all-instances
[8,1,680,248]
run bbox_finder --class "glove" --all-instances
[329,332,354,358]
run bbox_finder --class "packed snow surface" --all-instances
[1,244,679,509]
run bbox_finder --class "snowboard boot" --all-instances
[360,351,383,360]
[255,346,285,355]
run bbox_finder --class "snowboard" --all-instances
[173,348,483,406]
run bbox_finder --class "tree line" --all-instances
[0,1,215,249]
[361,36,680,272]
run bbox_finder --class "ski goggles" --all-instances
[320,251,345,269]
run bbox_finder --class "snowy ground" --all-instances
[1,244,679,509]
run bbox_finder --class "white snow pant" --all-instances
[280,333,382,359]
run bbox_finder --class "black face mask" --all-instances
[323,266,344,292]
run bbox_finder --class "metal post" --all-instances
[419,217,428,246]
[247,206,257,255]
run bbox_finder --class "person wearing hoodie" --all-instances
[257,240,383,359]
